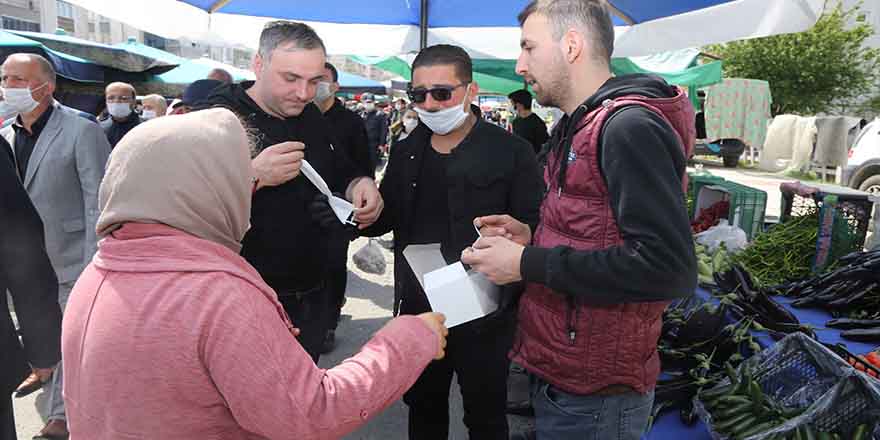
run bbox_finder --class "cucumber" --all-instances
[715,412,756,433]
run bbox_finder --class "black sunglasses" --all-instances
[407,83,467,103]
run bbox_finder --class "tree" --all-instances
[707,2,880,115]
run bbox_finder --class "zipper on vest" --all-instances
[566,295,576,344]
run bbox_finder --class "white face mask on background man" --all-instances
[107,102,133,119]
[363,102,375,112]
[403,117,418,132]
[141,109,157,120]
[1,82,46,115]
[314,81,333,102]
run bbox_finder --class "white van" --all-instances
[842,118,880,194]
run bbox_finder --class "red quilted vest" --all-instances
[511,88,695,395]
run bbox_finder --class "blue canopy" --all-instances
[336,70,385,94]
[179,0,736,27]
[0,31,105,83]
[64,0,823,57]
[11,30,177,74]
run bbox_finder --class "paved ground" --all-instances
[12,160,832,439]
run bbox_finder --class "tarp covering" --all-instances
[351,49,721,97]
[11,30,177,73]
[66,0,824,58]
[0,30,104,83]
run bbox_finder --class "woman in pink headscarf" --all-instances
[61,108,447,440]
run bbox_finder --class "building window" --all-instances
[143,32,166,50]
[57,16,74,33]
[99,21,110,34]
[57,1,74,18]
[1,16,40,32]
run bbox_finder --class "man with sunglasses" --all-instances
[361,44,543,440]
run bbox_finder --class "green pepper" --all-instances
[851,424,869,440]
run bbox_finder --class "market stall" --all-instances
[645,175,880,440]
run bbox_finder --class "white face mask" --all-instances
[403,117,418,132]
[413,84,470,135]
[314,81,333,102]
[107,102,132,119]
[1,82,46,115]
[141,109,157,120]
[395,103,404,111]
[364,102,375,112]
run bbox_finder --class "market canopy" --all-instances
[0,30,106,83]
[113,38,255,84]
[350,48,722,97]
[10,30,177,74]
[66,0,824,58]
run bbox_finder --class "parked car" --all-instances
[842,118,880,194]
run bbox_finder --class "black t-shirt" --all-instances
[512,112,549,154]
[410,146,450,246]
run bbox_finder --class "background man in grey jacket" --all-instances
[1,53,110,439]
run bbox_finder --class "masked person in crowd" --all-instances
[360,92,387,174]
[314,61,372,352]
[390,105,418,146]
[360,44,543,440]
[60,107,448,440]
[462,1,697,439]
[198,21,382,362]
[1,52,111,440]
[140,94,167,120]
[100,82,141,148]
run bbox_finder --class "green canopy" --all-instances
[351,49,722,100]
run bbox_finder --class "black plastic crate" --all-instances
[694,333,880,440]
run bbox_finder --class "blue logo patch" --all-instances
[567,150,577,163]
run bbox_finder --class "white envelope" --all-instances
[301,159,355,225]
[403,244,500,327]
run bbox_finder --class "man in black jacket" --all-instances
[508,89,549,154]
[1,140,62,440]
[199,21,383,362]
[361,44,543,440]
[360,92,387,174]
[100,82,141,148]
[315,61,371,352]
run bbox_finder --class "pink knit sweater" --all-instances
[62,223,437,439]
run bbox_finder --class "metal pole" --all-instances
[420,0,428,50]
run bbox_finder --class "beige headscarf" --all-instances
[96,107,252,253]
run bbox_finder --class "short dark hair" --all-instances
[411,44,473,84]
[518,0,615,64]
[508,89,533,109]
[259,21,326,61]
[324,62,339,83]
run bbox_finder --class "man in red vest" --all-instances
[461,1,697,439]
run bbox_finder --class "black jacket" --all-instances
[1,140,61,395]
[362,119,543,318]
[100,111,141,148]
[200,81,364,290]
[520,74,697,304]
[363,110,388,149]
[323,98,373,178]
